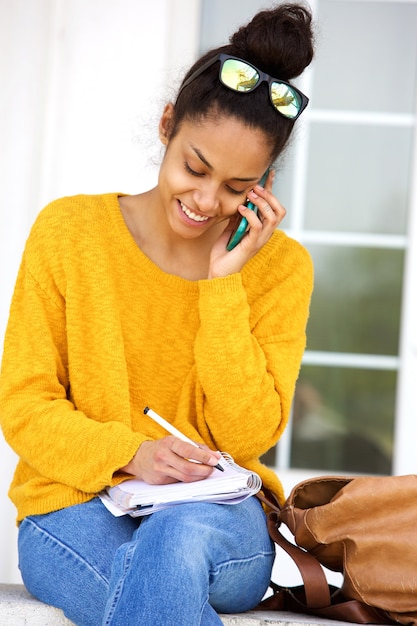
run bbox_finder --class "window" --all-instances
[200,0,417,477]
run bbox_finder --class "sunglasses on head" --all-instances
[178,53,309,121]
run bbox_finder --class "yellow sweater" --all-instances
[0,193,313,522]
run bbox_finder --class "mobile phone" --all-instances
[226,169,270,251]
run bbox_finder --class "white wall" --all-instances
[0,0,201,584]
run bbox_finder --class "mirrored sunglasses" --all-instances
[179,53,309,120]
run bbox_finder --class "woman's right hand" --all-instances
[208,170,286,278]
[120,437,222,485]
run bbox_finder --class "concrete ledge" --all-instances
[0,583,350,626]
[0,584,73,626]
[221,615,349,626]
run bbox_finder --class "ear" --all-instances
[159,103,175,145]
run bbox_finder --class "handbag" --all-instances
[257,474,417,625]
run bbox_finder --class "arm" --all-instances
[192,237,313,461]
[0,249,145,495]
[0,241,224,491]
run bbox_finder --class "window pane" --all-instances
[272,151,295,214]
[291,365,395,474]
[313,1,417,113]
[200,0,266,52]
[305,123,411,235]
[306,245,403,355]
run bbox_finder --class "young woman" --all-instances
[0,3,314,625]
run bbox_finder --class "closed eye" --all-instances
[226,185,247,196]
[184,161,204,177]
[185,161,247,196]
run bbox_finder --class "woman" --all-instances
[0,3,314,625]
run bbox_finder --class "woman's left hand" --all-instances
[208,170,286,278]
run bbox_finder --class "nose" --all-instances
[192,182,220,214]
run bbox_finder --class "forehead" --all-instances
[174,115,272,174]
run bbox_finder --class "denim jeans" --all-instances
[18,496,275,626]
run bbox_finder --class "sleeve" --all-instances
[0,231,145,494]
[190,243,313,462]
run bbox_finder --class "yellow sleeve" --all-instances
[187,237,313,463]
[0,211,145,496]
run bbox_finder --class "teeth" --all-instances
[180,202,209,222]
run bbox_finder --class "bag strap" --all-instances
[261,509,394,625]
[256,489,331,607]
[266,511,332,608]
[256,488,281,513]
[258,582,395,625]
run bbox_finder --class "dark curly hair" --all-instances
[170,3,315,163]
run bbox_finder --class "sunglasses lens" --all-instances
[221,58,259,92]
[270,82,302,119]
[218,56,307,120]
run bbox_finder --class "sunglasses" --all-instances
[178,53,309,120]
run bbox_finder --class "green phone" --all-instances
[226,169,270,251]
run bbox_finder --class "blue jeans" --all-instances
[18,496,274,626]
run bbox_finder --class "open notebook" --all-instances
[100,453,262,517]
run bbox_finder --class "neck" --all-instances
[119,189,224,280]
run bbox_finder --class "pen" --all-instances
[143,406,224,472]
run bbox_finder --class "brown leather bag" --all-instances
[257,475,417,625]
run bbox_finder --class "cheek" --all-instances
[163,159,191,192]
[159,163,184,196]
[222,195,246,218]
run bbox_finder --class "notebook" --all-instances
[100,453,262,517]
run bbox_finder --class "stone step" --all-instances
[0,583,351,626]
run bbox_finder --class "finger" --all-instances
[260,200,281,222]
[246,191,276,221]
[175,439,222,470]
[247,189,286,225]
[167,438,220,480]
[152,449,213,483]
[170,456,215,482]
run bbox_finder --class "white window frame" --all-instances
[273,0,417,479]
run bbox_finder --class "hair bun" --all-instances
[229,3,314,80]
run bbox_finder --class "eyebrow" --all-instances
[191,145,259,183]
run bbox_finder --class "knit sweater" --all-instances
[0,193,313,522]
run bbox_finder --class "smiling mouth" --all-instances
[180,201,209,223]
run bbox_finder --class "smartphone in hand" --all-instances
[226,169,270,251]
